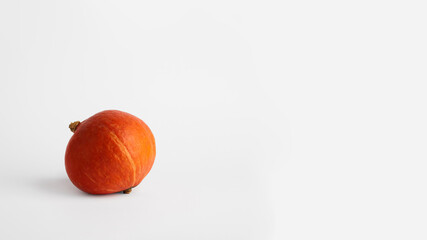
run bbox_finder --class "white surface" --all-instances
[0,1,426,239]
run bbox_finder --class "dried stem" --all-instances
[69,121,81,133]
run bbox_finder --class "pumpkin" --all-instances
[65,110,156,194]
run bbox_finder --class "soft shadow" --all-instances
[34,177,86,196]
[34,177,128,197]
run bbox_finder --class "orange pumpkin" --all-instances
[65,110,156,194]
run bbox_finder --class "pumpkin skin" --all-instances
[65,110,156,194]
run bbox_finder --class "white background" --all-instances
[0,1,426,239]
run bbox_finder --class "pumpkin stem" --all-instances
[123,188,132,194]
[69,121,81,133]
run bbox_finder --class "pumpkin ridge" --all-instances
[107,130,137,187]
